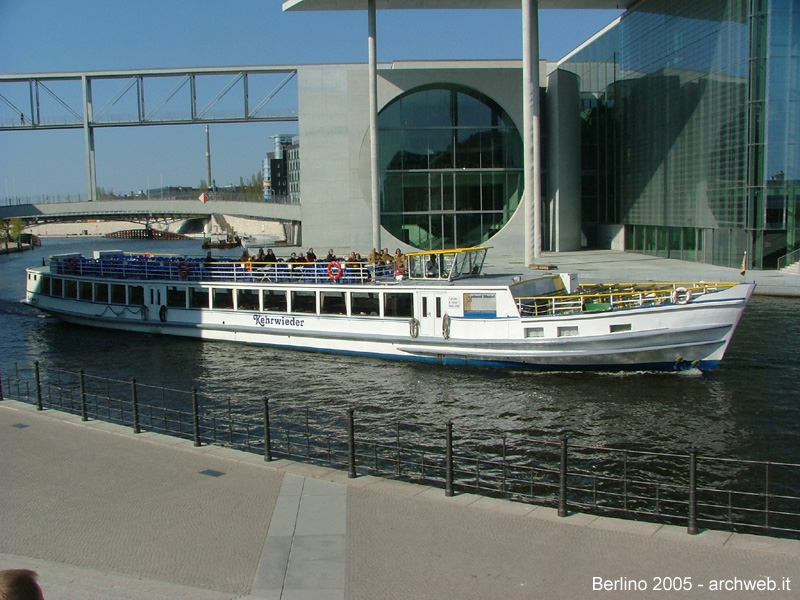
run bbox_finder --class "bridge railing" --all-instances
[1,191,299,208]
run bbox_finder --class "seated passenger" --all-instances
[326,249,337,262]
[426,255,438,277]
[306,248,317,262]
[265,249,278,262]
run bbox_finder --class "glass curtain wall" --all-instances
[378,85,524,250]
[561,0,799,269]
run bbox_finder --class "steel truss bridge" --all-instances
[0,66,299,201]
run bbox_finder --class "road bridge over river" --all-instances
[0,198,302,242]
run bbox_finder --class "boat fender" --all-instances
[442,313,451,339]
[328,261,343,280]
[178,260,190,278]
[67,257,78,272]
[409,317,420,338]
[159,305,167,322]
[672,287,692,305]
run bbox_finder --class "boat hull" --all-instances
[27,281,753,372]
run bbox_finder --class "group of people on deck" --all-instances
[224,246,407,275]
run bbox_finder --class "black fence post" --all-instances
[131,378,140,434]
[263,396,272,462]
[79,369,88,422]
[192,387,201,447]
[688,447,699,535]
[34,361,43,411]
[558,434,569,517]
[347,407,356,478]
[445,420,454,497]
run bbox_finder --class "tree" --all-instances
[8,217,25,240]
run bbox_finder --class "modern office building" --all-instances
[286,0,799,269]
[560,0,800,270]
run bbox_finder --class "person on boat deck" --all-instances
[326,249,337,262]
[394,248,405,269]
[265,249,278,262]
[239,249,250,262]
[204,251,213,263]
[256,248,266,262]
[379,248,392,264]
[306,248,317,262]
[368,248,379,264]
[426,254,438,277]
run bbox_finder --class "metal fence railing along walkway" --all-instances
[2,361,799,539]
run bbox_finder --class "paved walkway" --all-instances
[2,399,799,599]
[488,249,800,297]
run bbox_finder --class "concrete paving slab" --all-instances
[588,515,665,536]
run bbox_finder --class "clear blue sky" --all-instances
[0,0,621,199]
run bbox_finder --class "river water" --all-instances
[2,237,800,469]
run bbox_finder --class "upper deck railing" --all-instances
[46,247,490,286]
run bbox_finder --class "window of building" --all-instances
[379,85,523,250]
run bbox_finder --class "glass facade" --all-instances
[378,85,524,250]
[561,0,800,269]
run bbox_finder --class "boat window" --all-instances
[351,291,380,316]
[188,287,209,309]
[525,327,544,338]
[166,286,186,308]
[40,275,51,295]
[384,292,413,318]
[94,283,109,303]
[79,281,92,301]
[212,288,234,310]
[262,290,287,312]
[52,278,63,297]
[111,284,126,304]
[557,326,579,337]
[321,291,346,315]
[129,285,145,306]
[290,290,317,314]
[237,288,260,311]
[610,324,631,333]
[65,279,78,299]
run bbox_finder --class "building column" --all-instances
[522,0,541,263]
[368,0,381,251]
[81,75,97,202]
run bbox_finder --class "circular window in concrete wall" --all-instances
[379,84,523,250]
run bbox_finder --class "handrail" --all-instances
[46,254,403,285]
[514,282,738,317]
[777,248,800,270]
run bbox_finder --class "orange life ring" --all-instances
[67,257,78,272]
[178,261,190,277]
[327,261,343,280]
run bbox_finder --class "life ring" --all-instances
[67,257,78,272]
[672,287,692,305]
[178,261,190,277]
[328,261,343,280]
[409,317,420,338]
[442,314,451,339]
[159,305,167,322]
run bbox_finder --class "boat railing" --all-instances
[515,282,738,317]
[49,254,403,285]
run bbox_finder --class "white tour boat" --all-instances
[24,247,755,372]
